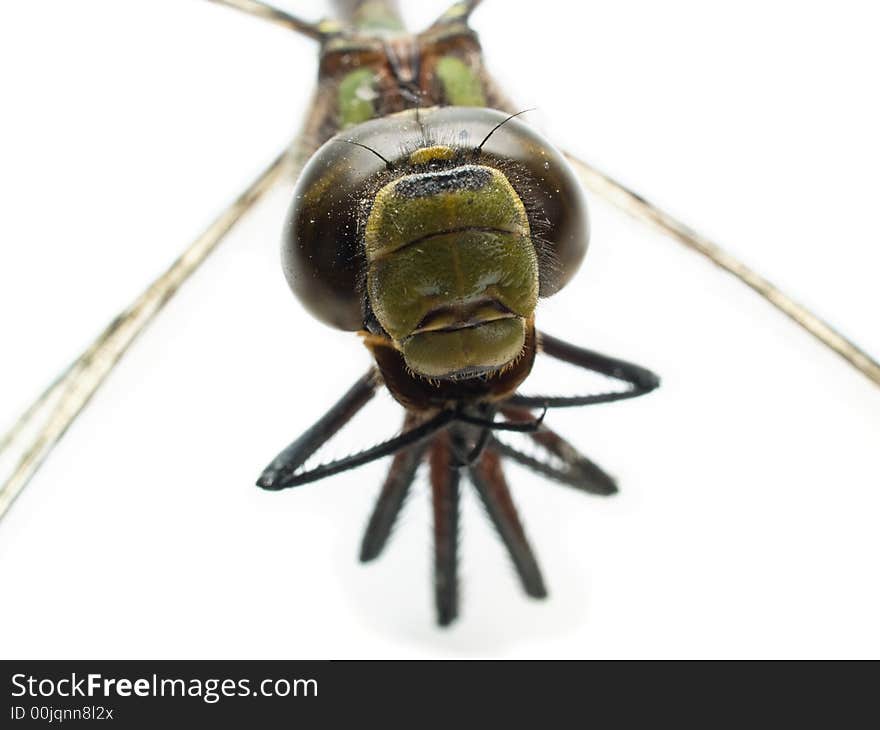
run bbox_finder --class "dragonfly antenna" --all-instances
[476,108,536,152]
[338,139,394,169]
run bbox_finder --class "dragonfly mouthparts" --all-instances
[409,299,516,336]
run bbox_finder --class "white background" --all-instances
[0,0,878,659]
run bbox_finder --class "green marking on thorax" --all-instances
[338,68,377,128]
[435,56,487,107]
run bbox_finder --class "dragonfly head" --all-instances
[283,107,588,383]
[364,154,538,378]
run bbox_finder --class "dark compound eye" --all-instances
[471,110,589,297]
[281,107,589,331]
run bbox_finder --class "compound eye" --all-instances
[474,111,589,297]
[533,154,589,297]
[281,142,382,331]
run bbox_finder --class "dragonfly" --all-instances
[1,0,878,631]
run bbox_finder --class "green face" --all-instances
[365,150,539,378]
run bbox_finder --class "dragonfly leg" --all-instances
[469,447,547,598]
[257,369,379,488]
[451,426,491,467]
[509,331,660,409]
[494,406,617,496]
[430,429,462,627]
[448,405,547,465]
[454,408,546,433]
[359,415,430,562]
[258,409,454,490]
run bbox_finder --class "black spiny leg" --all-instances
[496,406,617,495]
[259,400,453,490]
[360,415,430,562]
[469,448,547,599]
[510,332,660,409]
[430,429,462,627]
[258,369,378,488]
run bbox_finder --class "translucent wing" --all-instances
[564,151,880,388]
[206,0,327,38]
[0,139,307,522]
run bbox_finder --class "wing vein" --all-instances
[0,139,304,522]
[565,150,880,388]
